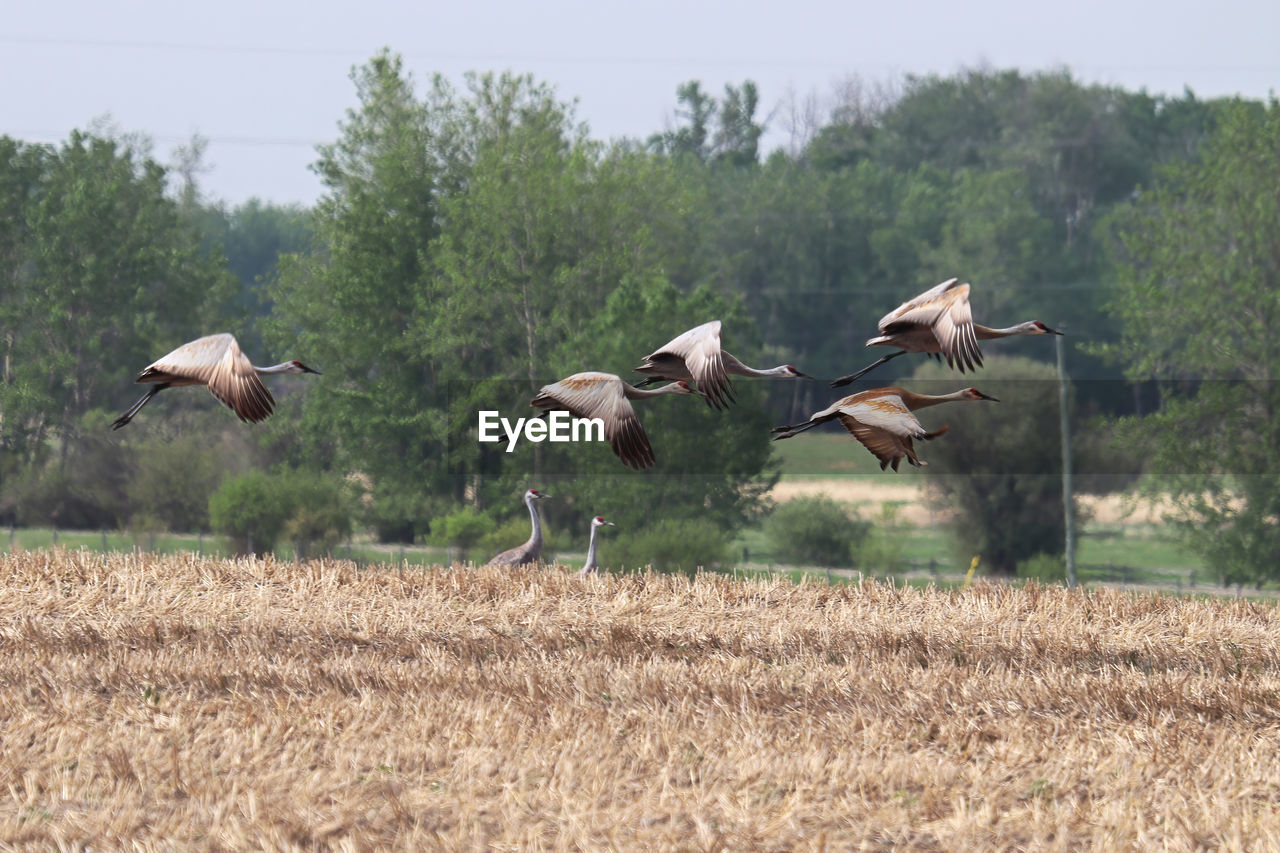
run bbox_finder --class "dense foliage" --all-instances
[0,52,1261,576]
[766,495,870,568]
[1104,100,1280,584]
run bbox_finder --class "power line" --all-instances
[4,33,1280,74]
[6,129,322,148]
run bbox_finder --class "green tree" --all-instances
[0,137,51,478]
[0,131,235,527]
[910,356,1074,576]
[124,432,228,533]
[651,80,763,166]
[267,51,441,541]
[193,199,313,356]
[0,133,230,438]
[1103,100,1280,584]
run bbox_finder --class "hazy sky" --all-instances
[4,0,1277,205]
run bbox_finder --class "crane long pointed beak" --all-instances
[304,365,323,375]
[979,392,1000,402]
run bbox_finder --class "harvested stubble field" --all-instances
[1,551,1279,850]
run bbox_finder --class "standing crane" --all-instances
[633,320,810,410]
[773,386,998,470]
[111,333,320,429]
[486,489,552,567]
[530,372,704,470]
[578,515,616,576]
[831,279,1062,387]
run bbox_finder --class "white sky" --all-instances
[3,0,1277,206]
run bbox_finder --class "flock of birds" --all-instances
[111,278,1060,570]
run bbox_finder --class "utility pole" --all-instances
[1056,330,1077,588]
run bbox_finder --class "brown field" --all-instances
[2,550,1279,849]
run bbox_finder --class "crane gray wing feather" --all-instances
[531,373,655,469]
[641,321,733,409]
[838,394,927,438]
[879,281,982,372]
[206,342,275,423]
[837,414,922,471]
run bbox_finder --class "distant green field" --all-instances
[772,432,895,478]
[0,506,1225,594]
[0,528,450,567]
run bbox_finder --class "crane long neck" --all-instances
[625,381,688,399]
[975,323,1032,340]
[583,524,599,573]
[899,388,972,410]
[724,352,790,378]
[255,361,296,375]
[526,495,543,550]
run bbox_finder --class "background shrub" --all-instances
[610,518,729,574]
[430,506,497,565]
[766,495,870,568]
[209,468,352,556]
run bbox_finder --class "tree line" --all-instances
[1,50,1275,578]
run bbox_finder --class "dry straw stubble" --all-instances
[0,549,1278,849]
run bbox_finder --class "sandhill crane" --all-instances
[831,279,1062,387]
[486,489,552,567]
[111,333,320,430]
[578,515,616,576]
[530,372,704,470]
[773,386,998,471]
[633,320,810,410]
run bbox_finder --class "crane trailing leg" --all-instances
[111,383,170,430]
[830,350,907,388]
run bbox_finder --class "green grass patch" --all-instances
[772,433,899,479]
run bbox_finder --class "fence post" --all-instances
[1056,331,1077,588]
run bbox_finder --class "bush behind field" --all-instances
[608,518,729,573]
[765,494,871,568]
